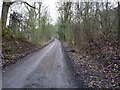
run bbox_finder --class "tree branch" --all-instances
[23,2,36,9]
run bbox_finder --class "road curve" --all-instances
[2,39,77,88]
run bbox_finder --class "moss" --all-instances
[101,82,107,88]
[5,47,12,51]
[6,55,14,60]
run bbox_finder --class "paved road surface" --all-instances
[2,39,77,88]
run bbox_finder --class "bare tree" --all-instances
[118,2,120,45]
[1,1,35,33]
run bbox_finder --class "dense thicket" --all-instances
[57,1,120,62]
[1,1,55,45]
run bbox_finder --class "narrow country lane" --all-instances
[2,39,77,88]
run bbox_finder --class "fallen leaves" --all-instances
[63,41,120,89]
[2,37,38,67]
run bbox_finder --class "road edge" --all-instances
[60,40,84,88]
[2,39,54,68]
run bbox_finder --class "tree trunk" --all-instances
[1,2,12,32]
[38,2,42,28]
[118,2,120,45]
[1,1,35,32]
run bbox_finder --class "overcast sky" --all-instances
[0,0,59,24]
[0,1,2,17]
[0,0,118,24]
[42,0,58,24]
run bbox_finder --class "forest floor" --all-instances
[2,37,120,88]
[2,39,77,88]
[63,42,120,89]
[2,37,50,67]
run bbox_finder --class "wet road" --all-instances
[2,39,77,88]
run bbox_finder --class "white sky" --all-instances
[0,1,2,18]
[42,0,58,24]
[0,0,59,24]
[0,0,118,24]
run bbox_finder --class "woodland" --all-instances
[1,0,120,88]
